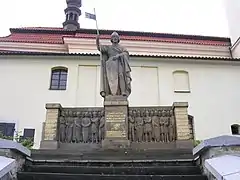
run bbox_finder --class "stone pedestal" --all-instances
[173,102,193,148]
[40,103,61,150]
[102,96,130,149]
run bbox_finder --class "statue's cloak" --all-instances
[100,45,132,97]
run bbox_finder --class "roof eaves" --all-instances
[9,27,231,43]
[0,51,237,61]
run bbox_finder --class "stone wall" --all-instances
[40,102,193,149]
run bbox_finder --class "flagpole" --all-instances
[93,8,106,97]
[94,8,100,36]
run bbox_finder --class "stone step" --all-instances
[30,149,194,160]
[18,172,208,180]
[24,164,202,175]
[28,159,196,167]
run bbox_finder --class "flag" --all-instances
[85,12,96,20]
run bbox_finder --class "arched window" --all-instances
[74,14,77,21]
[50,67,68,90]
[173,70,190,93]
[231,124,240,135]
[69,13,73,20]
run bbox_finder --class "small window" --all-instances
[173,70,190,93]
[50,67,68,90]
[231,124,240,135]
[23,129,35,139]
[0,123,15,140]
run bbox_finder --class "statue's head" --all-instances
[111,31,120,44]
[93,111,97,117]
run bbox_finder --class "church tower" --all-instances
[63,0,82,30]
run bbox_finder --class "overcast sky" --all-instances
[0,0,229,37]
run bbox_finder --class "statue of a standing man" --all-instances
[96,32,132,97]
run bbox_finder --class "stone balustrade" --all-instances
[40,102,193,149]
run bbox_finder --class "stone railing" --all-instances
[40,102,193,149]
[193,135,240,180]
[128,106,175,143]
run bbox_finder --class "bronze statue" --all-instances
[96,32,132,97]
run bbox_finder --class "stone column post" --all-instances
[173,102,193,149]
[102,96,130,149]
[40,103,62,149]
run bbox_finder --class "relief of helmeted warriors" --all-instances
[152,110,160,142]
[99,111,105,141]
[128,110,135,142]
[143,110,152,142]
[91,111,100,143]
[135,110,144,142]
[59,111,66,143]
[65,110,74,143]
[81,112,91,143]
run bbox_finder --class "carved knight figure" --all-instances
[152,110,160,142]
[59,111,66,143]
[74,112,82,143]
[72,112,78,143]
[81,112,91,143]
[96,32,132,97]
[91,111,100,143]
[135,110,144,142]
[65,110,74,143]
[128,110,135,142]
[159,110,165,142]
[99,111,105,141]
[168,110,175,142]
[161,110,170,142]
[143,110,152,142]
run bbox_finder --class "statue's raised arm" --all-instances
[99,31,132,98]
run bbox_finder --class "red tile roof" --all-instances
[0,27,231,46]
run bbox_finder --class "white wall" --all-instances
[0,55,240,148]
[224,0,240,45]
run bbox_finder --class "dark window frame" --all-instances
[231,124,240,135]
[49,67,68,90]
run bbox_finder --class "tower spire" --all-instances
[63,0,82,30]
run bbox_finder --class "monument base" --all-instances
[40,140,59,150]
[102,138,130,149]
[103,96,129,150]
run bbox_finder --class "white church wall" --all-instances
[0,55,240,148]
[231,40,240,58]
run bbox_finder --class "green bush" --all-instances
[0,132,34,150]
[194,140,202,147]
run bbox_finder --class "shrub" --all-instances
[0,131,34,149]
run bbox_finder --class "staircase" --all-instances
[18,149,208,180]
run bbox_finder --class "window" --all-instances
[50,67,68,90]
[231,124,240,135]
[173,70,190,93]
[0,123,15,140]
[23,129,35,139]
